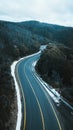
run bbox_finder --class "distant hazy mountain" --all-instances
[0,20,73,50]
[19,20,73,47]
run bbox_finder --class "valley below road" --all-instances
[15,51,73,130]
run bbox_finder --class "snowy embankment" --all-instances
[32,61,73,110]
[32,61,61,105]
[11,60,22,130]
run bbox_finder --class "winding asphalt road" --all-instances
[16,51,62,130]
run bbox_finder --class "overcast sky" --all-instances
[0,0,73,27]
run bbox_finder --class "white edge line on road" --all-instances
[32,60,73,110]
[31,61,62,130]
[32,61,61,104]
[35,72,73,110]
[11,51,41,130]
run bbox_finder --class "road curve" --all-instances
[16,52,62,130]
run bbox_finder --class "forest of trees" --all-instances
[0,20,73,129]
[36,44,73,106]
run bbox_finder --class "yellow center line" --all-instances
[33,72,62,130]
[24,64,45,130]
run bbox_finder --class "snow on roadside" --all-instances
[33,61,73,109]
[36,74,61,104]
[11,60,22,130]
[33,60,73,109]
[32,60,61,104]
